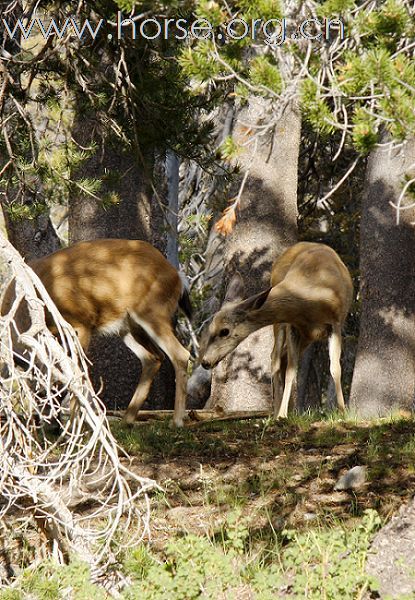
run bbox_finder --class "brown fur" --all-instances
[200,242,353,417]
[1,239,190,426]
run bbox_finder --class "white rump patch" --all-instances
[98,316,125,336]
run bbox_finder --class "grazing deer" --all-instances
[1,239,191,427]
[200,242,353,418]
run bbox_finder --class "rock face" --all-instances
[366,497,415,599]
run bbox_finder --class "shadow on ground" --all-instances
[112,414,415,547]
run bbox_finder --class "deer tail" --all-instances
[178,273,192,320]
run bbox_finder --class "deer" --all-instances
[200,242,353,418]
[1,239,191,427]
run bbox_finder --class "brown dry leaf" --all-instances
[238,125,253,140]
[215,205,237,236]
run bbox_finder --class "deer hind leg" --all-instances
[277,325,301,419]
[271,324,286,417]
[156,333,190,428]
[328,323,345,411]
[128,314,190,427]
[122,322,163,425]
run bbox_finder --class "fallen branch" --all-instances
[106,409,271,423]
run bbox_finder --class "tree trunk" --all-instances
[297,345,323,412]
[69,121,153,243]
[209,99,301,412]
[0,0,60,262]
[350,139,415,417]
[166,150,180,269]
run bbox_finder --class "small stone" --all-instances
[334,466,367,491]
[303,512,317,522]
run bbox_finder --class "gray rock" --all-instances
[334,465,367,491]
[186,365,212,409]
[366,498,415,599]
[303,512,317,522]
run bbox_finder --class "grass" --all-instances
[3,411,415,598]
[111,411,415,524]
[112,411,415,597]
[111,419,232,459]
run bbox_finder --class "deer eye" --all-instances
[219,328,230,338]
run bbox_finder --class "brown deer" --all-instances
[1,239,191,426]
[200,242,353,418]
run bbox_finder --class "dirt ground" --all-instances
[2,414,415,596]
[113,415,415,551]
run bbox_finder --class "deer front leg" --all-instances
[277,326,300,419]
[271,324,286,418]
[328,323,345,411]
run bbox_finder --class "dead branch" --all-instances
[0,233,156,586]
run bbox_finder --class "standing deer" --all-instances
[1,239,191,427]
[200,242,353,418]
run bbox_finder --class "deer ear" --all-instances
[237,287,272,313]
[224,272,245,304]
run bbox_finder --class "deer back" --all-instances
[270,242,353,324]
[2,239,183,341]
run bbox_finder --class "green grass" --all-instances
[120,508,382,600]
[111,419,231,459]
[0,559,108,600]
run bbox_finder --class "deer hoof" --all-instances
[276,412,288,419]
[172,414,185,428]
[123,411,137,426]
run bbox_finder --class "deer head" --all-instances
[200,272,272,368]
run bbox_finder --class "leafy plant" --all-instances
[124,534,237,599]
[280,509,381,599]
[0,559,107,600]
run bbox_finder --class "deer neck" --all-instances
[245,286,299,330]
